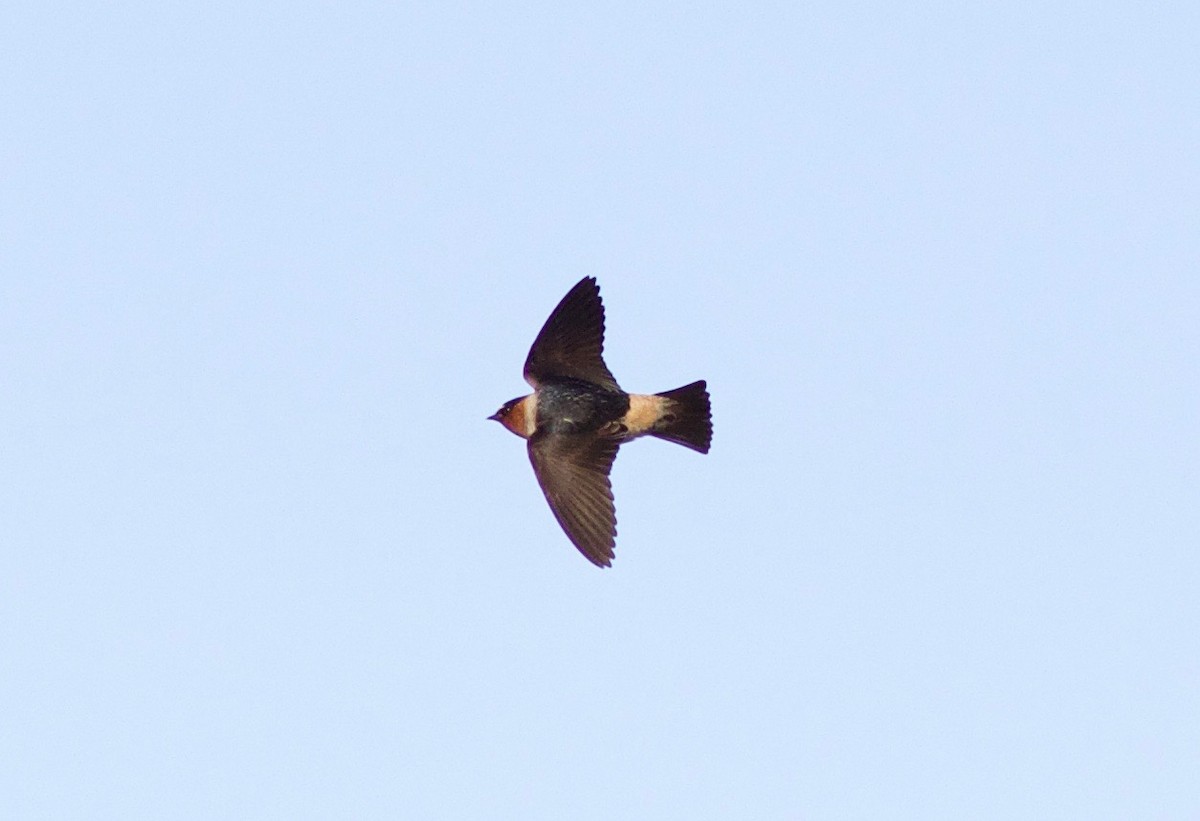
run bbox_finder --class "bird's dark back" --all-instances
[535,378,630,435]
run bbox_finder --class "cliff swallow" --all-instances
[490,277,712,567]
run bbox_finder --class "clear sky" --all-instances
[3,3,1197,819]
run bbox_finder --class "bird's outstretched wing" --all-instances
[523,277,620,391]
[527,432,620,567]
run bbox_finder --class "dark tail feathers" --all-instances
[651,380,712,454]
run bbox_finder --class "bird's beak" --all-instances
[487,411,501,422]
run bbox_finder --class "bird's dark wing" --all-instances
[523,277,620,391]
[527,432,620,567]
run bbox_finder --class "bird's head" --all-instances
[489,395,534,439]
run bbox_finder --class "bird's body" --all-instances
[490,277,711,567]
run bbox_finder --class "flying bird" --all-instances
[489,277,711,567]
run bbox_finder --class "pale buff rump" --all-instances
[624,394,667,435]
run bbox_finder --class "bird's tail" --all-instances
[650,380,712,453]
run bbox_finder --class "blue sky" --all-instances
[3,3,1197,818]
